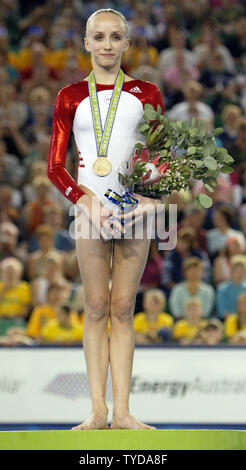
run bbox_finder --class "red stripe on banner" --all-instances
[79,164,85,167]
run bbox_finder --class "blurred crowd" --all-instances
[1,0,246,346]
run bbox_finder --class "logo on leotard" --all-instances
[129,86,142,93]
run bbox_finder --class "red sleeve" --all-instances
[153,86,165,114]
[47,89,85,205]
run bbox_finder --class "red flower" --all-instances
[131,147,150,167]
[139,147,150,162]
[150,152,162,166]
[156,161,170,175]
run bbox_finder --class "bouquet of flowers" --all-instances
[117,103,234,209]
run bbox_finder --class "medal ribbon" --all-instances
[104,188,138,215]
[88,68,124,157]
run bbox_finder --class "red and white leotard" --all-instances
[47,77,164,207]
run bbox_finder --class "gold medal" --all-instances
[93,157,112,176]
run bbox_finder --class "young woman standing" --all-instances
[48,8,164,430]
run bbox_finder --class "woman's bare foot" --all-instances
[110,413,156,430]
[72,407,109,430]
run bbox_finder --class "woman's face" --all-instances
[144,297,164,315]
[84,13,129,70]
[1,264,21,284]
[213,209,227,228]
[227,239,243,256]
[185,303,202,323]
[185,266,202,282]
[177,236,190,253]
[225,111,240,126]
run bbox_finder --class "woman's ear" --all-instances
[123,38,130,52]
[84,37,91,53]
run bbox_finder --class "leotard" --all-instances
[47,77,164,207]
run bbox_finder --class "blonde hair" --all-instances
[222,105,242,121]
[0,257,23,279]
[182,256,203,273]
[85,9,129,38]
[33,175,51,188]
[230,254,246,270]
[143,288,166,309]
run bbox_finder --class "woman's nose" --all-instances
[104,37,112,49]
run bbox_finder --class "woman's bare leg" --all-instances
[109,219,156,429]
[72,212,113,430]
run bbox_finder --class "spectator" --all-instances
[162,49,200,92]
[39,304,83,345]
[0,183,22,223]
[191,318,224,345]
[26,281,80,339]
[223,17,246,61]
[22,175,57,235]
[199,49,235,117]
[161,227,211,291]
[168,80,214,132]
[0,221,27,265]
[172,297,207,344]
[193,24,235,74]
[22,160,48,203]
[169,257,215,318]
[225,292,246,342]
[30,253,66,306]
[201,319,224,344]
[230,330,246,345]
[180,204,207,251]
[0,257,31,336]
[43,204,75,252]
[157,29,196,74]
[220,105,241,148]
[207,204,245,257]
[27,224,66,280]
[23,86,52,143]
[213,235,246,284]
[216,255,246,319]
[0,139,26,187]
[123,36,158,75]
[31,253,84,312]
[23,135,51,180]
[134,289,173,344]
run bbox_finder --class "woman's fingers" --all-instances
[101,213,125,238]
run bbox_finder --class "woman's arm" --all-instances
[47,89,86,205]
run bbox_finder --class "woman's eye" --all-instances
[94,35,121,40]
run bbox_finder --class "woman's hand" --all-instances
[118,193,162,233]
[76,188,125,240]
